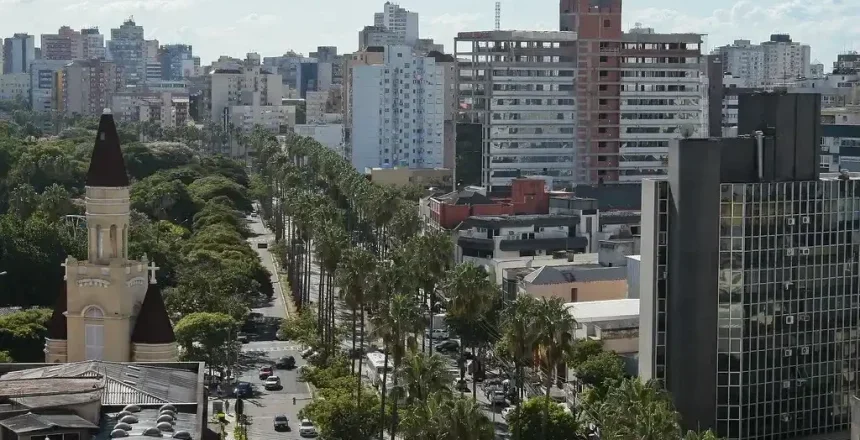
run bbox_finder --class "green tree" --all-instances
[278,308,318,347]
[188,175,253,213]
[0,350,13,362]
[174,312,240,373]
[0,308,52,362]
[300,386,383,440]
[131,173,199,225]
[569,338,605,367]
[574,350,625,401]
[534,297,578,439]
[507,397,584,440]
[399,392,494,440]
[588,378,680,440]
[396,351,452,404]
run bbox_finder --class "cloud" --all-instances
[99,0,198,12]
[238,13,278,26]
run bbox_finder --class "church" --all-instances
[44,109,178,363]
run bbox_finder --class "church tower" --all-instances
[45,109,177,363]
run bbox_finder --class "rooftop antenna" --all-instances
[495,1,501,30]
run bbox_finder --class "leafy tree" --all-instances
[278,308,318,347]
[575,350,625,399]
[131,173,199,225]
[396,351,452,404]
[0,350,13,362]
[188,175,253,213]
[127,212,188,286]
[39,183,78,219]
[0,308,52,362]
[123,142,195,181]
[399,392,495,440]
[199,156,250,187]
[300,385,383,440]
[7,184,40,219]
[587,378,680,440]
[569,338,605,367]
[174,312,240,373]
[507,397,584,440]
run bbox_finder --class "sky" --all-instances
[0,0,858,68]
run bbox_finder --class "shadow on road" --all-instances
[239,350,271,371]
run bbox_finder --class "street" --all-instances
[212,213,315,440]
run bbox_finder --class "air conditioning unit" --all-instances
[802,216,811,224]
[786,218,796,225]
[800,313,811,322]
[783,380,791,389]
[784,349,793,357]
[801,247,810,256]
[787,248,797,256]
[801,346,810,355]
[785,315,795,324]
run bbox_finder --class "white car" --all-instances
[426,328,449,340]
[264,376,281,390]
[501,406,515,421]
[299,419,317,437]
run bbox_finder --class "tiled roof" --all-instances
[0,413,99,434]
[131,283,176,344]
[86,111,130,187]
[47,282,67,339]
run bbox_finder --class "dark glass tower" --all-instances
[639,92,860,439]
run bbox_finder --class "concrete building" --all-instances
[714,40,765,88]
[305,90,330,124]
[368,167,452,188]
[359,25,404,50]
[30,60,68,112]
[294,123,343,154]
[228,104,294,134]
[835,52,860,74]
[344,47,385,160]
[45,111,178,363]
[513,262,627,302]
[62,59,121,117]
[639,93,860,439]
[618,27,706,181]
[107,19,146,86]
[455,30,579,190]
[0,73,30,101]
[350,45,448,171]
[208,55,283,127]
[41,26,84,61]
[761,34,811,86]
[159,44,194,81]
[821,106,860,172]
[81,28,106,60]
[374,1,419,46]
[810,62,825,78]
[3,33,36,74]
[111,92,190,128]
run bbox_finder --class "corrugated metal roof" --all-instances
[0,413,99,433]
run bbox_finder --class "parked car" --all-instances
[264,375,282,390]
[259,366,273,380]
[435,340,459,353]
[301,347,315,358]
[299,419,317,437]
[491,390,507,405]
[257,242,268,249]
[233,382,253,398]
[425,328,449,340]
[237,332,250,344]
[275,356,296,369]
[501,407,515,421]
[273,415,289,431]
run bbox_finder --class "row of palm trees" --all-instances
[251,134,720,440]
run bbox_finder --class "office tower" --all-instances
[158,44,193,80]
[62,59,121,117]
[3,33,36,74]
[374,2,419,46]
[107,18,146,86]
[640,92,860,440]
[455,30,578,190]
[715,40,766,88]
[350,45,448,171]
[81,28,106,60]
[41,26,83,61]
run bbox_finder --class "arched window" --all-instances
[122,225,128,258]
[110,225,118,258]
[96,225,104,259]
[83,306,104,360]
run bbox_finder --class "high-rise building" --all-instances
[62,59,121,117]
[41,26,83,61]
[158,44,193,80]
[639,92,860,440]
[107,18,146,86]
[761,34,811,86]
[30,59,68,112]
[81,28,106,60]
[373,2,419,46]
[358,25,403,50]
[455,30,578,190]
[3,33,36,74]
[350,45,449,171]
[715,40,765,88]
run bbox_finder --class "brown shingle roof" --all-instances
[131,283,175,344]
[86,111,130,187]
[47,283,67,339]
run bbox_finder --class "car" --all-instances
[233,382,253,398]
[491,390,507,405]
[425,328,449,340]
[273,414,290,431]
[257,242,268,249]
[299,419,317,437]
[435,340,459,353]
[275,356,296,369]
[259,366,273,380]
[237,333,250,344]
[501,407,515,421]
[264,375,282,390]
[301,347,315,358]
[453,378,469,392]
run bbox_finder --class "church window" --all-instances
[96,225,104,259]
[83,306,104,361]
[110,225,118,258]
[122,225,128,259]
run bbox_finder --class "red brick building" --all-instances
[429,179,551,229]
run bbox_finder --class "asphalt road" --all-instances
[221,214,316,440]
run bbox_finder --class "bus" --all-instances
[365,352,393,386]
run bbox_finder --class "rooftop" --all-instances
[565,299,640,323]
[0,413,99,434]
[523,264,627,285]
[456,30,578,41]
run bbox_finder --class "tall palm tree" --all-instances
[315,219,348,357]
[442,263,495,398]
[336,246,376,405]
[500,296,540,440]
[587,378,681,440]
[396,351,452,405]
[534,297,577,439]
[410,231,453,354]
[399,392,495,440]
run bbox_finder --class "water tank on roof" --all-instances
[114,423,133,431]
[160,410,176,418]
[116,411,132,419]
[172,431,192,440]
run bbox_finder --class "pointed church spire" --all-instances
[131,283,176,344]
[86,109,130,187]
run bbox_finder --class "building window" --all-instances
[84,306,104,361]
[571,288,579,302]
[599,85,607,91]
[603,19,611,27]
[600,56,608,62]
[96,225,104,259]
[599,70,607,77]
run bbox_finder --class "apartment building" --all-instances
[62,59,121,117]
[208,55,283,126]
[107,19,146,86]
[295,123,344,154]
[835,52,860,74]
[821,106,860,173]
[3,33,35,74]
[374,2,419,46]
[715,40,765,88]
[0,73,30,101]
[159,44,194,81]
[81,28,106,60]
[344,47,385,159]
[350,45,449,171]
[761,34,811,86]
[41,26,84,61]
[111,92,190,127]
[639,93,860,439]
[455,30,578,190]
[618,27,706,181]
[30,60,69,112]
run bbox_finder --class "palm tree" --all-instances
[396,351,452,405]
[442,263,495,398]
[500,296,540,440]
[409,231,453,354]
[587,378,681,440]
[336,246,376,405]
[315,219,348,357]
[534,297,577,440]
[399,392,495,440]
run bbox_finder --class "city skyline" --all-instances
[0,0,857,67]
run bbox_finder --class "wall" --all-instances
[626,255,640,298]
[523,279,627,302]
[350,65,383,171]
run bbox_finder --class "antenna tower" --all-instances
[495,2,501,30]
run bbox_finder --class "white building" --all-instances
[811,62,825,78]
[305,90,329,124]
[714,40,765,88]
[295,123,344,155]
[0,73,30,101]
[111,92,190,128]
[209,55,284,126]
[228,104,295,133]
[761,34,811,86]
[350,45,446,171]
[359,25,404,50]
[3,33,36,74]
[374,2,419,46]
